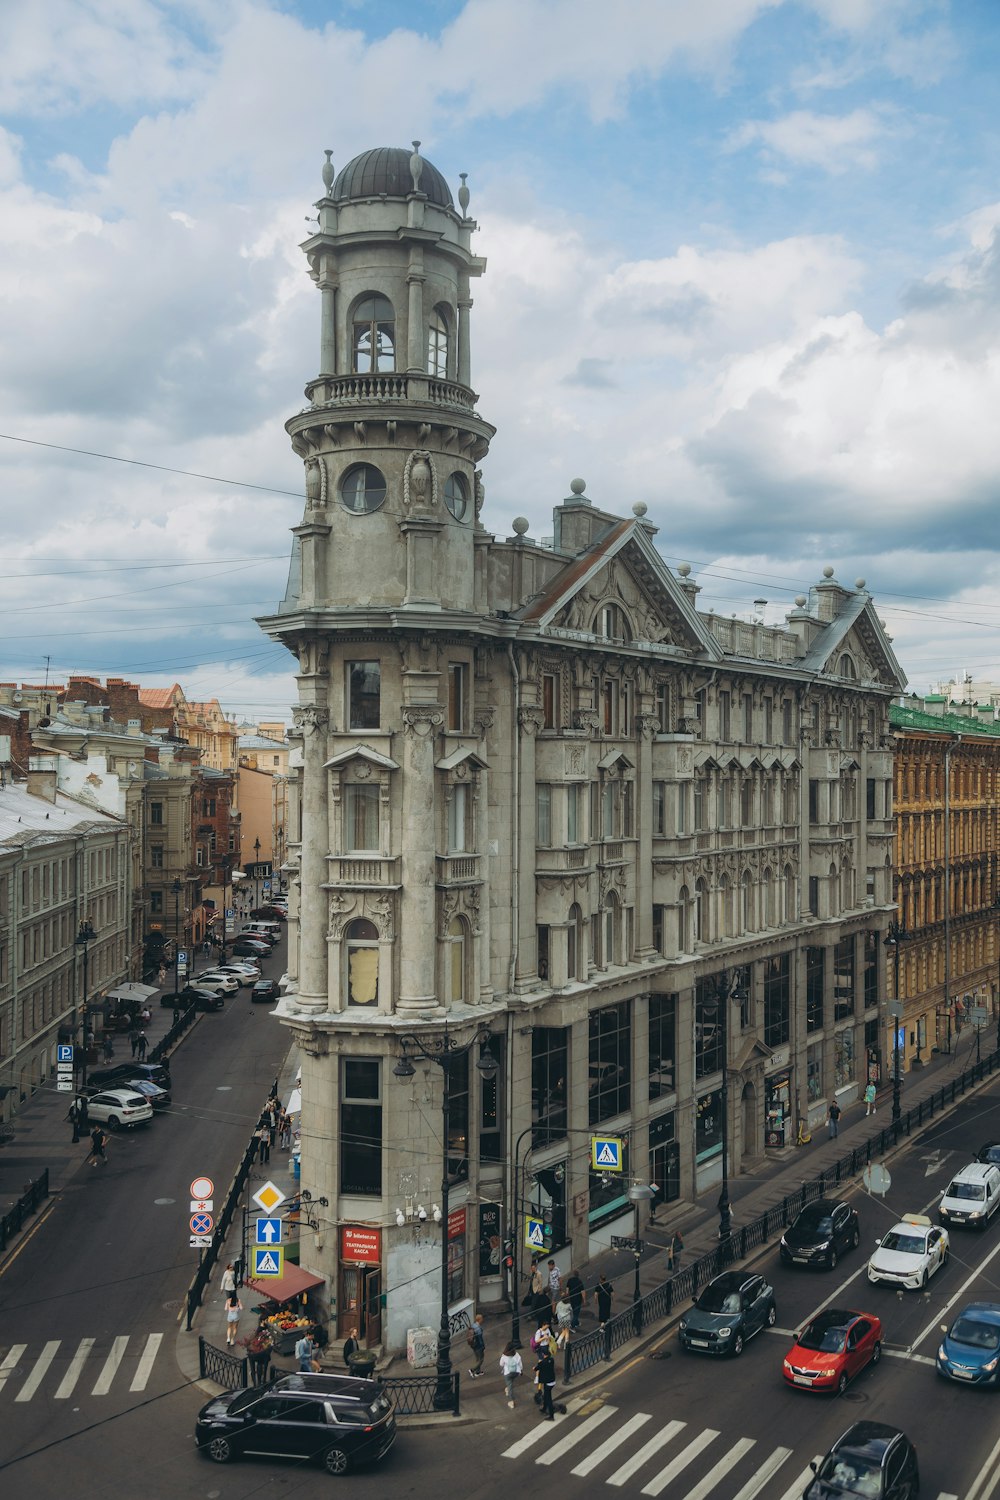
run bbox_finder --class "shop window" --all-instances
[863,930,878,1009]
[479,1056,502,1165]
[531,1027,567,1146]
[446,1052,469,1182]
[347,661,381,729]
[346,918,379,1008]
[447,1215,466,1302]
[529,1163,569,1252]
[696,1090,722,1164]
[588,1000,631,1124]
[806,945,824,1032]
[763,952,790,1047]
[834,1029,855,1090]
[345,785,379,852]
[695,978,724,1079]
[650,1114,680,1213]
[340,1059,382,1196]
[833,935,855,1021]
[648,994,676,1099]
[807,1042,823,1103]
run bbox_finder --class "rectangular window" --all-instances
[347,661,381,730]
[566,784,580,843]
[151,845,164,869]
[782,699,792,745]
[150,891,163,914]
[763,953,790,1047]
[808,875,820,917]
[542,673,558,730]
[718,690,730,741]
[602,680,616,735]
[150,802,163,825]
[807,1041,823,1103]
[740,779,752,826]
[863,930,878,1009]
[531,1028,568,1146]
[764,697,773,742]
[448,784,469,852]
[693,778,705,831]
[588,1001,631,1124]
[834,1028,855,1089]
[833,935,855,1021]
[743,694,754,742]
[448,663,466,732]
[621,682,632,738]
[479,1063,502,1165]
[602,781,614,838]
[696,1089,722,1163]
[589,1135,630,1228]
[340,1059,382,1196]
[655,683,669,733]
[866,778,877,819]
[806,945,824,1032]
[676,784,687,835]
[536,785,551,846]
[649,994,676,1099]
[345,784,379,851]
[622,781,634,837]
[809,780,819,823]
[718,778,731,827]
[447,1052,469,1182]
[695,978,725,1079]
[652,782,666,836]
[652,905,665,956]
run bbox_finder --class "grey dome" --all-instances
[332,147,453,208]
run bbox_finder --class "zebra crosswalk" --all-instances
[502,1405,954,1500]
[0,1333,164,1403]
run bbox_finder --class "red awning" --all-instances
[245,1264,326,1305]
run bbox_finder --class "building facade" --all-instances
[260,145,907,1352]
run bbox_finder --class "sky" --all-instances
[1,0,999,720]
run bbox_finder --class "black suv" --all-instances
[780,1198,861,1270]
[89,1061,171,1091]
[805,1421,919,1499]
[678,1270,776,1356]
[196,1373,395,1476]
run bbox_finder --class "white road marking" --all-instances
[537,1403,616,1464]
[911,1232,1000,1353]
[607,1419,687,1486]
[91,1335,128,1396]
[641,1428,719,1496]
[730,1446,794,1500]
[966,1427,1000,1500]
[129,1332,162,1391]
[0,1345,26,1394]
[776,1460,823,1500]
[55,1338,95,1398]
[571,1412,652,1476]
[501,1414,568,1458]
[15,1341,59,1402]
[682,1437,756,1500]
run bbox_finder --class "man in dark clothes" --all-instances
[596,1273,614,1326]
[566,1268,585,1329]
[534,1347,556,1419]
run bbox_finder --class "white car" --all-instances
[867,1213,950,1289]
[85,1089,154,1129]
[193,970,241,994]
[215,962,261,983]
[939,1163,1000,1229]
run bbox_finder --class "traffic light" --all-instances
[502,1238,514,1270]
[542,1207,553,1250]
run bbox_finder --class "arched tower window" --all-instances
[353,293,395,373]
[444,915,467,1005]
[346,918,379,1007]
[428,306,450,378]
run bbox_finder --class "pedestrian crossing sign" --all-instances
[524,1216,545,1251]
[591,1136,623,1171]
[252,1246,284,1278]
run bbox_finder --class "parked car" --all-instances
[89,1061,171,1090]
[936,1301,1000,1386]
[251,905,286,921]
[678,1270,776,1356]
[976,1142,1000,1166]
[239,924,280,945]
[804,1421,918,1500]
[215,962,261,983]
[84,1088,153,1129]
[191,971,241,994]
[867,1212,949,1289]
[233,939,272,959]
[251,979,280,1003]
[782,1308,882,1395]
[195,1372,396,1476]
[939,1163,1000,1229]
[124,1079,171,1109]
[780,1198,861,1270]
[161,987,225,1010]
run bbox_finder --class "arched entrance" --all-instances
[741,1081,757,1163]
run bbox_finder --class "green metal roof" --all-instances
[890,703,1000,737]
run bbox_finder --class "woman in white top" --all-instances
[499,1343,523,1408]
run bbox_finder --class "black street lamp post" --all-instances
[172,878,183,995]
[73,919,96,1138]
[628,1183,655,1333]
[220,856,232,963]
[253,838,261,908]
[393,1025,498,1409]
[705,967,749,1242]
[884,920,907,1125]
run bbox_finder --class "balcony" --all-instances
[331,855,400,887]
[298,372,480,418]
[536,847,592,877]
[436,853,481,885]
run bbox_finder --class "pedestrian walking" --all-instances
[467,1312,486,1377]
[256,1121,271,1164]
[295,1331,320,1372]
[565,1268,585,1329]
[499,1342,523,1408]
[129,1025,140,1058]
[247,1324,272,1383]
[343,1326,360,1366]
[102,1033,114,1062]
[547,1258,562,1302]
[136,1029,148,1061]
[666,1229,684,1272]
[827,1099,841,1138]
[864,1081,877,1116]
[88,1125,109,1167]
[278,1109,292,1150]
[529,1258,548,1316]
[534,1347,556,1420]
[225,1291,243,1346]
[555,1296,573,1333]
[595,1273,614,1327]
[220,1262,237,1294]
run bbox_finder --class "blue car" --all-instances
[937,1301,1000,1385]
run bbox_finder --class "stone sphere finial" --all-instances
[823,565,835,579]
[570,477,586,495]
[678,562,691,577]
[322,149,335,194]
[855,577,866,590]
[795,595,807,608]
[632,501,648,517]
[409,140,424,192]
[512,516,529,535]
[458,172,470,216]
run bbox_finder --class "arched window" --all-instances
[720,873,734,938]
[784,864,797,923]
[427,306,450,378]
[353,293,395,373]
[741,870,754,932]
[762,866,775,927]
[604,890,620,966]
[567,903,583,980]
[678,886,690,952]
[594,603,632,642]
[444,915,467,1005]
[346,918,379,1007]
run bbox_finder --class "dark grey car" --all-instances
[678,1270,776,1356]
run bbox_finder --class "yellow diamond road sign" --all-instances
[252,1180,286,1215]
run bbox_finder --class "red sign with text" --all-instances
[447,1206,466,1241]
[340,1225,381,1264]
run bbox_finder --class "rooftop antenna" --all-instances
[43,654,51,716]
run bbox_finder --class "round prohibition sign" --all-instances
[190,1212,214,1235]
[190,1176,214,1199]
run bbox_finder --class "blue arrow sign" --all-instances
[255,1216,282,1245]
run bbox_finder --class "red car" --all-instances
[782,1308,882,1395]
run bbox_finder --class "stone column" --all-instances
[293,695,330,1014]
[398,702,444,1015]
[634,715,658,958]
[319,271,336,377]
[406,266,425,371]
[457,281,472,387]
[514,706,543,990]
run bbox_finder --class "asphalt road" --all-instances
[0,939,292,1499]
[4,1017,1000,1500]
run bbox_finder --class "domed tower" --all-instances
[286,143,494,614]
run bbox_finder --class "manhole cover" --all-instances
[842,1390,868,1403]
[154,1197,175,1205]
[649,1351,673,1360]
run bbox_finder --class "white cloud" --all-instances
[726,106,894,173]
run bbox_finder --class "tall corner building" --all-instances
[257,143,907,1352]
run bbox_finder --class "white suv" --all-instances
[940,1163,1000,1230]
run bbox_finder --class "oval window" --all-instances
[341,464,387,514]
[444,471,469,522]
